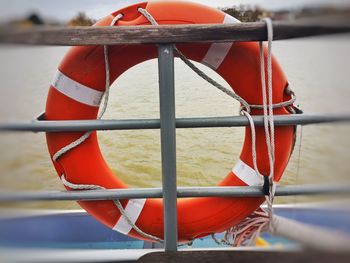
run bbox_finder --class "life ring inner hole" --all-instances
[97,58,244,188]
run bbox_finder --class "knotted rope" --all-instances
[212,17,278,246]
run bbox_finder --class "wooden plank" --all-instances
[138,251,350,263]
[0,20,350,46]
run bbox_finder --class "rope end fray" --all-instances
[212,208,271,247]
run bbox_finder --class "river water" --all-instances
[0,35,349,209]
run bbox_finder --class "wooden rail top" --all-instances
[0,19,350,46]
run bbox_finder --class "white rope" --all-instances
[240,111,261,178]
[212,18,276,247]
[61,175,103,190]
[60,175,163,242]
[260,18,276,232]
[138,7,252,111]
[237,18,276,240]
[211,208,270,246]
[52,14,163,243]
[53,13,123,162]
[53,131,92,161]
[137,8,296,114]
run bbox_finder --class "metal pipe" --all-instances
[158,44,178,251]
[1,114,349,132]
[0,185,349,202]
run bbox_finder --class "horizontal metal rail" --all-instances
[1,20,350,46]
[0,114,349,132]
[0,185,350,202]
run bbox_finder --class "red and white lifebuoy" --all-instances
[46,1,295,242]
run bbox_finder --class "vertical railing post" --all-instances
[158,44,178,251]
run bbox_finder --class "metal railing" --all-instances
[1,114,350,132]
[1,20,350,251]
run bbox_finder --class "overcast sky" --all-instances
[1,0,349,22]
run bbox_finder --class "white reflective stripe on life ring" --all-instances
[201,14,240,70]
[51,70,103,107]
[232,159,264,186]
[113,198,147,235]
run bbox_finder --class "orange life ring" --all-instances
[46,1,295,242]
